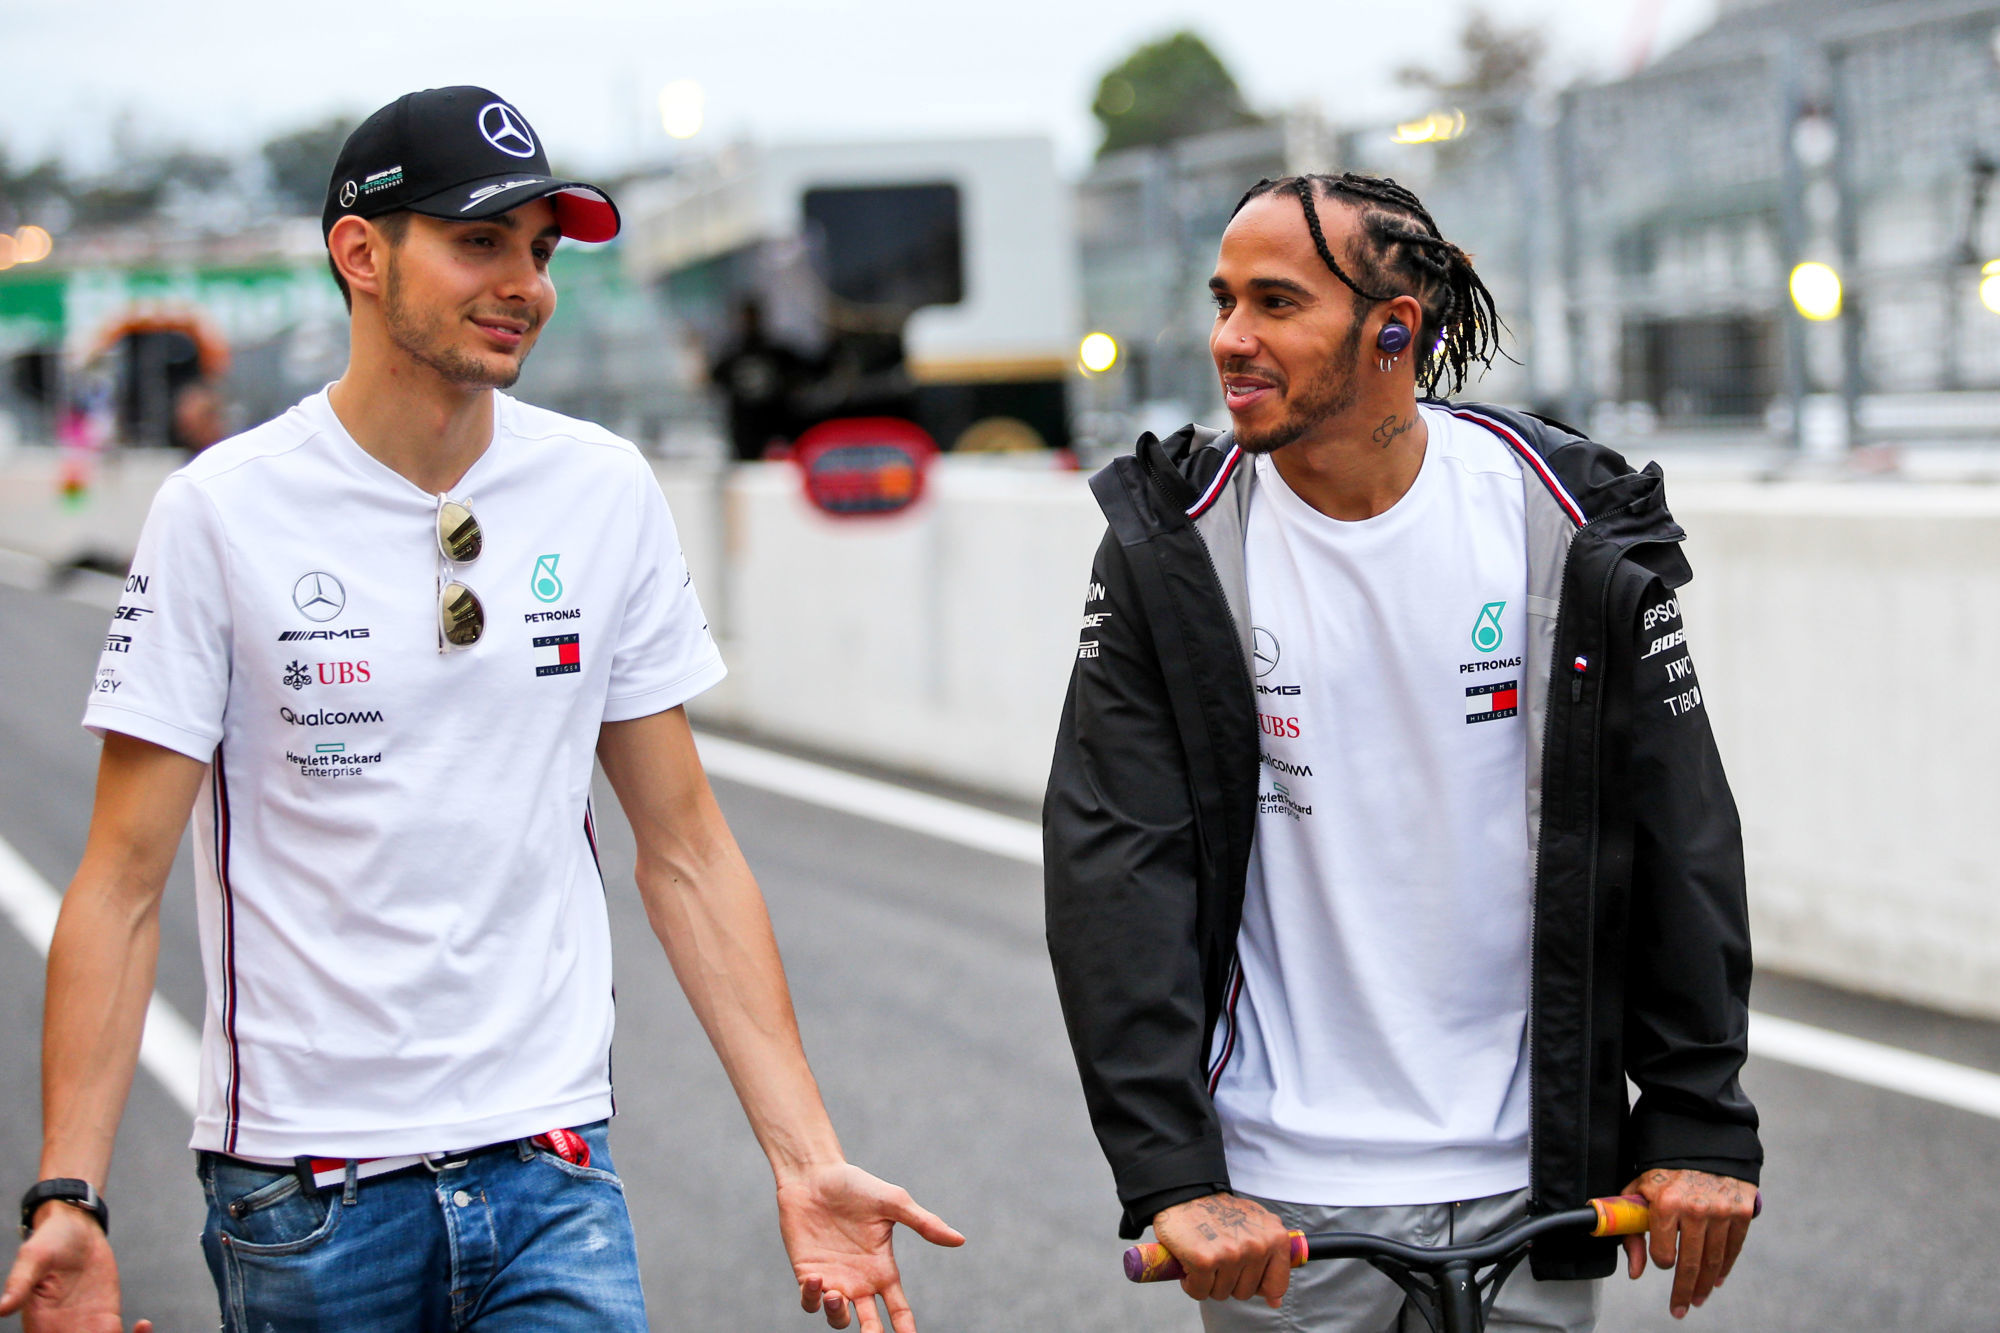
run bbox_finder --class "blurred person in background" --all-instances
[712,297,816,461]
[3,86,958,1333]
[1044,171,1760,1331]
[170,382,227,454]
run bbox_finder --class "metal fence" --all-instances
[1073,0,2000,457]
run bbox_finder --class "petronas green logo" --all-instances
[1472,601,1505,653]
[531,554,563,603]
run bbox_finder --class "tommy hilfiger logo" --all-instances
[534,634,580,677]
[1465,680,1519,724]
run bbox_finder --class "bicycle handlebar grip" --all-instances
[1123,1231,1309,1283]
[1588,1190,1763,1237]
[1588,1195,1652,1237]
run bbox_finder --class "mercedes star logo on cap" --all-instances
[479,102,537,158]
[294,572,347,623]
[339,180,358,206]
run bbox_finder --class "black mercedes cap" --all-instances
[322,86,619,244]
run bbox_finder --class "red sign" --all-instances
[793,418,937,517]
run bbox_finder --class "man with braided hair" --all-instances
[1044,172,1761,1331]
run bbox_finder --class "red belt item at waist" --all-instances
[275,1128,591,1189]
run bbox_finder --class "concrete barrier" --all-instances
[661,460,1100,802]
[0,448,183,568]
[5,448,1998,1020]
[1667,484,2000,1022]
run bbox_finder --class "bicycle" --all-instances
[1123,1194,1759,1333]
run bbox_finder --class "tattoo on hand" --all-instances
[1372,414,1416,448]
[1643,1169,1745,1207]
[1198,1223,1219,1241]
[1199,1198,1253,1232]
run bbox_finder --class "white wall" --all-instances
[1669,484,2000,1021]
[659,459,1099,800]
[6,450,1998,1019]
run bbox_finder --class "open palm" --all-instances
[2,1210,153,1333]
[777,1162,963,1333]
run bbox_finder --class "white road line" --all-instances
[694,730,2000,1125]
[694,732,1044,866]
[0,834,200,1113]
[1749,1012,2000,1121]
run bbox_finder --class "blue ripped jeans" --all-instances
[197,1120,647,1332]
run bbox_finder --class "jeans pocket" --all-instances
[210,1163,340,1254]
[531,1148,625,1189]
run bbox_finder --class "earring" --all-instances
[1377,355,1398,373]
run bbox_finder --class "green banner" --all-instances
[0,246,634,350]
[0,263,345,350]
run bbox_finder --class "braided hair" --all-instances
[1230,172,1504,397]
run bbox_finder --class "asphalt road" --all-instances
[3,575,1999,1332]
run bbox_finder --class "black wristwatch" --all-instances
[18,1179,109,1238]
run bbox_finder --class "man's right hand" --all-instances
[0,1203,151,1332]
[1152,1192,1294,1308]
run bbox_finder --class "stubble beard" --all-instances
[381,258,531,391]
[1233,322,1365,457]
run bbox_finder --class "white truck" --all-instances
[619,135,1082,454]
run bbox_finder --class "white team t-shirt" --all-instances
[1210,404,1536,1206]
[83,389,726,1159]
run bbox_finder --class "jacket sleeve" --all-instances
[1044,528,1230,1238]
[1621,577,1764,1183]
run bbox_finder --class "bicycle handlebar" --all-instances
[1122,1193,1717,1284]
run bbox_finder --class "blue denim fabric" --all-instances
[197,1120,647,1332]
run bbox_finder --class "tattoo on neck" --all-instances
[1372,414,1415,449]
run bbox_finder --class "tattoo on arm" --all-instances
[1371,414,1415,448]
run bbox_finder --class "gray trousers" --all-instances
[1197,1189,1599,1333]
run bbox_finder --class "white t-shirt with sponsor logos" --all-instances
[1211,405,1535,1206]
[82,388,725,1159]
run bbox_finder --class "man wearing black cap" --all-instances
[3,87,960,1333]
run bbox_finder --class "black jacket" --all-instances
[1043,403,1761,1279]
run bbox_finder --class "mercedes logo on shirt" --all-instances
[1252,626,1280,677]
[478,103,537,159]
[293,572,347,623]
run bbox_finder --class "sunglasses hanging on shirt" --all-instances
[435,496,486,651]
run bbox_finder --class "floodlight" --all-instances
[1980,262,2000,314]
[659,81,704,141]
[1789,262,1842,321]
